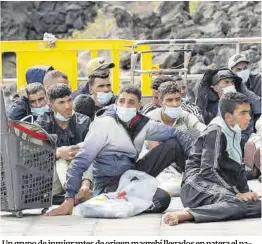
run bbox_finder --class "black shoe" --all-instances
[52,192,65,205]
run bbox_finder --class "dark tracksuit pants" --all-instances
[96,137,187,213]
[180,177,261,223]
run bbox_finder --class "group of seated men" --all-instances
[5,53,261,225]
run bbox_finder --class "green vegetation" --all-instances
[71,9,116,39]
[189,1,200,15]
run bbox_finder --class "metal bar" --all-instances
[138,49,192,54]
[134,39,197,46]
[2,74,206,85]
[236,43,240,54]
[134,37,261,47]
[130,52,139,84]
[1,39,135,52]
[133,69,188,74]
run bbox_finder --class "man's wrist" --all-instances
[65,197,75,202]
[65,190,76,199]
[81,179,92,188]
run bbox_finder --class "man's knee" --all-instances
[245,200,261,218]
[162,138,186,172]
[162,138,180,150]
[146,188,171,213]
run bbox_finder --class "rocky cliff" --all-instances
[1,1,261,77]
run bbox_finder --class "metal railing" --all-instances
[131,37,261,96]
[1,37,261,96]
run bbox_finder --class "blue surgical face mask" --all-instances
[164,106,183,119]
[237,69,250,83]
[116,106,137,122]
[96,92,113,105]
[54,111,74,122]
[31,105,49,116]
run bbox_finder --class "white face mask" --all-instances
[55,110,74,122]
[222,85,236,94]
[96,92,113,105]
[116,106,137,122]
[31,105,49,116]
[164,106,183,119]
[237,69,250,83]
[181,95,189,102]
[231,124,242,133]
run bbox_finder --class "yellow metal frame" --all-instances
[0,39,155,95]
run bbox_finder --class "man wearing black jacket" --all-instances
[196,68,261,143]
[8,82,49,122]
[228,54,261,98]
[35,83,92,203]
[164,92,261,225]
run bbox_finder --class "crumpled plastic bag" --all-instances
[157,166,182,197]
[73,170,158,218]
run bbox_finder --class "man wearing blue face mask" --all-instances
[35,83,93,204]
[88,69,116,112]
[45,85,195,216]
[146,81,206,133]
[228,54,261,98]
[172,76,204,123]
[72,57,115,102]
[8,82,49,122]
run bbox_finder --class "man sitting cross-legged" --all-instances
[164,92,261,226]
[143,81,206,170]
[35,83,93,204]
[146,81,206,133]
[45,85,195,216]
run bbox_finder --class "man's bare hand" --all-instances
[45,198,74,216]
[56,145,80,160]
[147,141,160,150]
[75,185,93,205]
[237,192,259,201]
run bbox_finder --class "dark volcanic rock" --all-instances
[1,1,261,83]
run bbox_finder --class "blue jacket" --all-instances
[26,65,54,84]
[72,83,89,99]
[7,95,35,121]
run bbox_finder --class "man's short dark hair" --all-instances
[47,83,71,101]
[25,82,46,96]
[89,70,110,87]
[118,85,142,102]
[158,81,181,99]
[151,76,175,90]
[219,92,250,119]
[43,70,68,85]
[73,94,95,119]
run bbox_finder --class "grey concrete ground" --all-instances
[1,180,261,236]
